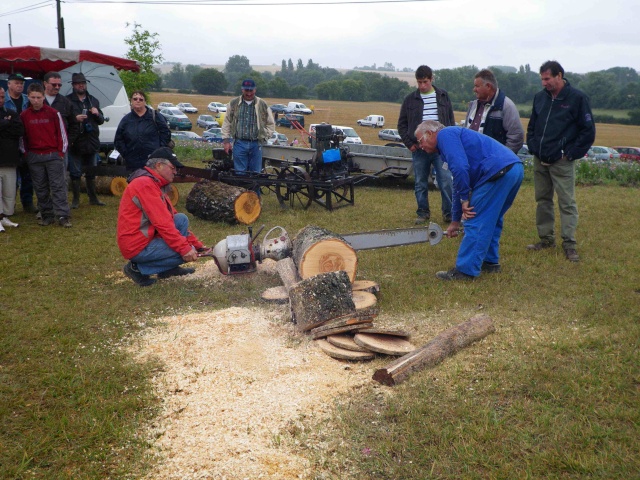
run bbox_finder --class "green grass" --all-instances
[1,153,639,478]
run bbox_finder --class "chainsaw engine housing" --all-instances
[213,233,257,274]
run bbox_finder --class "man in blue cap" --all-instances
[221,79,275,182]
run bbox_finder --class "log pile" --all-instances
[186,180,261,224]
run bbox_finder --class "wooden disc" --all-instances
[352,291,377,310]
[260,286,289,303]
[363,327,411,339]
[352,280,380,294]
[354,332,416,356]
[298,238,358,283]
[315,339,375,361]
[110,176,128,197]
[166,184,179,206]
[327,334,372,352]
[234,191,261,224]
[310,321,373,340]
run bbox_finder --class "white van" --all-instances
[357,115,385,128]
[287,102,313,115]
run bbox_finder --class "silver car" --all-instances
[587,146,621,161]
[378,129,402,142]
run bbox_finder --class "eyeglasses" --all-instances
[131,97,145,101]
[161,162,177,172]
[48,83,62,87]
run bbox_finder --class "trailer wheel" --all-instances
[275,166,313,210]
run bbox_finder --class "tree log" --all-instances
[291,225,358,282]
[186,180,261,224]
[289,270,356,332]
[352,280,380,294]
[276,257,301,293]
[372,314,495,386]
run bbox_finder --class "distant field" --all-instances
[152,92,640,148]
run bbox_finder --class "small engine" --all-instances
[212,226,292,275]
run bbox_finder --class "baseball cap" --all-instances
[241,79,256,90]
[148,147,184,168]
[8,73,25,82]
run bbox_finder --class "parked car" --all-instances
[207,102,227,113]
[267,132,289,145]
[378,128,401,142]
[612,146,640,162]
[171,131,205,142]
[517,144,533,162]
[276,114,305,129]
[588,146,621,161]
[357,115,385,128]
[202,127,223,142]
[157,102,174,109]
[176,102,198,114]
[287,102,313,115]
[196,114,219,129]
[270,104,291,114]
[160,108,192,131]
[309,123,362,145]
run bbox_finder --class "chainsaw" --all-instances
[201,223,446,275]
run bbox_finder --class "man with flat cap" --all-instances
[117,147,208,286]
[222,78,275,181]
[66,72,106,207]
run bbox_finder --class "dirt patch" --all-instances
[134,261,373,479]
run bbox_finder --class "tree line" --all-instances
[152,55,640,124]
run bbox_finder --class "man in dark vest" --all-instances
[66,72,106,207]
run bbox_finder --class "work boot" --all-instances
[526,241,556,251]
[415,214,430,225]
[123,262,156,287]
[58,216,72,228]
[564,247,580,262]
[435,268,475,281]
[71,177,81,209]
[38,216,55,226]
[86,178,106,206]
[157,266,196,279]
[481,261,501,273]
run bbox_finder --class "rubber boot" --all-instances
[71,178,81,209]
[86,178,106,206]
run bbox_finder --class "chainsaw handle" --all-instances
[262,226,287,244]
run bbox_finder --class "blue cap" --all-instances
[241,79,256,90]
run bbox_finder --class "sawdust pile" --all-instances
[134,261,373,479]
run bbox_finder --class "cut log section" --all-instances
[327,334,372,352]
[310,322,373,339]
[291,225,358,282]
[186,180,261,224]
[260,286,289,303]
[352,291,377,310]
[354,332,416,356]
[372,314,495,386]
[363,327,412,338]
[315,339,375,361]
[276,257,301,293]
[352,280,380,294]
[289,270,356,332]
[110,176,128,197]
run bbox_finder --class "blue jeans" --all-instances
[68,151,98,179]
[232,139,263,173]
[131,213,191,275]
[455,163,524,277]
[412,149,453,218]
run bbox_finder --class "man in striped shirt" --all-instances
[398,65,456,224]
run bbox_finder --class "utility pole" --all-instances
[8,24,12,46]
[56,0,65,48]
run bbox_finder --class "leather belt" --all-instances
[488,163,515,182]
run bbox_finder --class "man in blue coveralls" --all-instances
[415,120,524,281]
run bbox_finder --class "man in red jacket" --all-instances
[117,147,208,286]
[20,83,71,227]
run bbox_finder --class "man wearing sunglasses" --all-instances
[43,72,79,176]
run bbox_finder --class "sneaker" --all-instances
[157,266,196,279]
[123,261,156,287]
[0,223,4,233]
[38,216,55,226]
[58,216,72,228]
[481,261,501,273]
[435,268,475,281]
[415,215,430,225]
[526,241,556,251]
[0,217,19,228]
[564,248,580,262]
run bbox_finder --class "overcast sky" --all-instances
[2,0,638,76]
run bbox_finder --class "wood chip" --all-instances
[354,332,416,356]
[315,339,375,361]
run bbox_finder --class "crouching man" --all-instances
[117,147,207,286]
[415,120,524,280]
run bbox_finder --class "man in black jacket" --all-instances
[398,65,455,224]
[526,60,595,262]
[67,72,106,208]
[0,87,25,231]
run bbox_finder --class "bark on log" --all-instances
[276,257,301,293]
[186,180,261,224]
[289,270,356,332]
[291,225,358,282]
[372,314,495,386]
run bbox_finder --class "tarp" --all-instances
[0,45,140,78]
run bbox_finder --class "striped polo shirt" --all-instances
[421,90,439,121]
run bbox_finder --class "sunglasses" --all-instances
[131,97,145,101]
[48,83,62,87]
